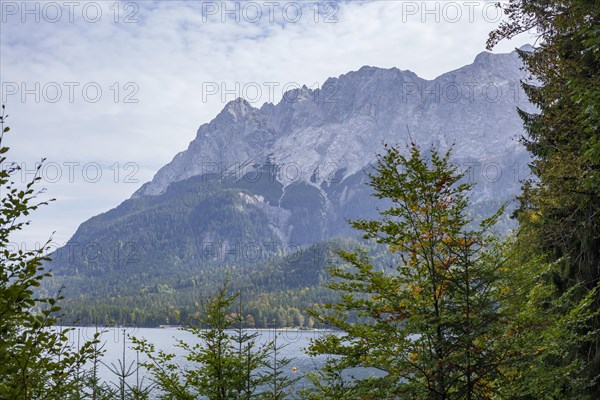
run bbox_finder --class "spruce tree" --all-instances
[132,278,270,399]
[488,1,600,393]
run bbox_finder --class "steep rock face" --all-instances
[135,49,531,198]
[52,48,534,283]
[130,48,532,244]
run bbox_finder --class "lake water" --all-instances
[65,326,340,396]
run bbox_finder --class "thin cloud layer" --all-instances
[0,0,533,244]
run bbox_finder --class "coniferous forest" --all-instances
[2,0,600,398]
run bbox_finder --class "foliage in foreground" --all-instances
[0,106,101,399]
[132,278,298,400]
[304,143,597,399]
[489,0,600,394]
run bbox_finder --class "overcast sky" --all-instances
[0,0,534,247]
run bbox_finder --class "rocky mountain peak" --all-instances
[133,48,534,199]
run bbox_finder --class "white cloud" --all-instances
[0,0,533,245]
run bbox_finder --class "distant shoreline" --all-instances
[158,325,333,332]
[55,324,334,332]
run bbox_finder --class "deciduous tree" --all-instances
[306,143,508,399]
[0,105,100,399]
